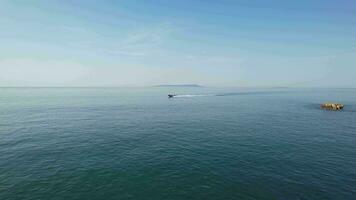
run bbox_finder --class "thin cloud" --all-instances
[61,22,179,58]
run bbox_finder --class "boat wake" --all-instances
[173,94,214,98]
[172,91,280,98]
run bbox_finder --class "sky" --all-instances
[0,0,355,87]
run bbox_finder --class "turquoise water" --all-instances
[0,87,356,200]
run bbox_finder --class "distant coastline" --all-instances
[155,84,203,87]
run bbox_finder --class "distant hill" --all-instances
[155,84,203,87]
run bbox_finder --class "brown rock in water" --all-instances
[321,103,344,110]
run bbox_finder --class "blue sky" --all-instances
[0,0,355,87]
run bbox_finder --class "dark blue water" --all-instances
[1,87,355,200]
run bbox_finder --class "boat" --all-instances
[168,94,176,98]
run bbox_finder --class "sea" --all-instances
[0,87,355,200]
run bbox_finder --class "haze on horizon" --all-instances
[0,0,355,88]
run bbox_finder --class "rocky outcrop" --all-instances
[321,103,344,110]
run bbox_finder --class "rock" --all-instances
[321,103,344,110]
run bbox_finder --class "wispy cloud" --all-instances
[96,48,146,57]
[61,22,179,58]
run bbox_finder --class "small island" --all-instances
[155,84,203,87]
[321,103,344,111]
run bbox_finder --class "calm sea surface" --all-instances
[0,87,355,200]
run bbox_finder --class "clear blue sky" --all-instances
[0,0,355,87]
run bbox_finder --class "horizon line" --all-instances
[1,86,356,89]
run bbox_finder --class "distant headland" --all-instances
[155,84,203,87]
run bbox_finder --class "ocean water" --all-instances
[0,87,355,200]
